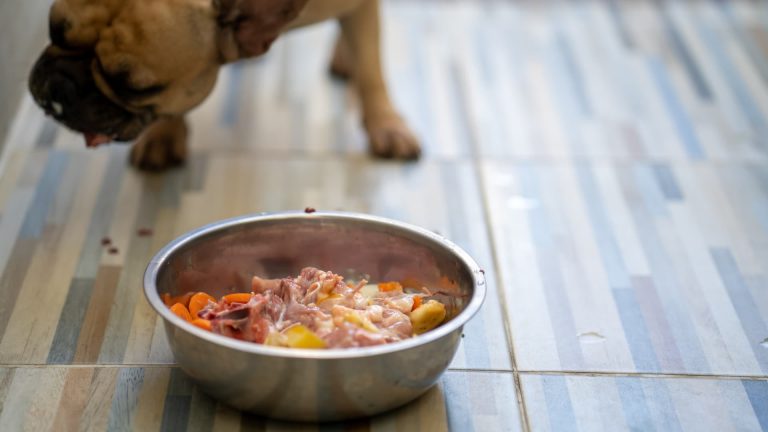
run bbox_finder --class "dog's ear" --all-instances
[213,0,308,63]
[49,0,123,49]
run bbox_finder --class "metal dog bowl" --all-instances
[143,211,485,422]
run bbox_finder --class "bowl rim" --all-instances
[143,210,487,359]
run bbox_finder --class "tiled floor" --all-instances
[1,1,768,431]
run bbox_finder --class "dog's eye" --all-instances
[50,20,73,49]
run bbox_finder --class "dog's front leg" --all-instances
[130,116,188,170]
[339,0,420,159]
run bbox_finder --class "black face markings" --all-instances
[49,19,73,49]
[95,60,167,101]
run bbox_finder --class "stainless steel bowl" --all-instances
[144,211,485,422]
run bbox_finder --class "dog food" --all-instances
[164,267,447,349]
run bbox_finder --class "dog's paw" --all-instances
[365,114,421,160]
[130,118,188,170]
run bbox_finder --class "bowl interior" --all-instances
[152,213,479,324]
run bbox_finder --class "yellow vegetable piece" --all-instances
[410,300,447,335]
[344,311,379,333]
[317,293,342,304]
[264,331,287,347]
[283,324,327,349]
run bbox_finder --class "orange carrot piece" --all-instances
[171,292,194,308]
[191,319,212,331]
[223,293,252,304]
[170,303,192,321]
[412,295,422,311]
[378,282,403,292]
[162,293,173,307]
[188,292,216,317]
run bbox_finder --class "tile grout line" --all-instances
[2,363,767,382]
[516,369,768,381]
[450,59,532,431]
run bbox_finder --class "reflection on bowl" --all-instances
[144,211,485,422]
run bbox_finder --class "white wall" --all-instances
[0,0,50,145]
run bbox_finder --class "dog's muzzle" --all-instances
[28,48,156,146]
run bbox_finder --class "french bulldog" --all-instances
[29,0,420,169]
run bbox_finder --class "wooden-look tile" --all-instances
[3,1,768,430]
[521,374,768,432]
[0,368,522,432]
[483,160,768,375]
[0,151,509,370]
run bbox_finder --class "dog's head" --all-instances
[29,0,306,146]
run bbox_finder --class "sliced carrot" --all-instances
[223,293,252,304]
[412,295,422,311]
[191,319,212,331]
[162,293,173,307]
[378,281,403,292]
[170,292,194,308]
[188,292,216,317]
[170,303,192,321]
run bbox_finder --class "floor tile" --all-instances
[422,1,768,162]
[483,160,768,375]
[0,367,522,432]
[0,149,510,370]
[521,374,768,432]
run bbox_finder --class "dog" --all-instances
[28,0,420,169]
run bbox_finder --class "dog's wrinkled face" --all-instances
[29,0,305,147]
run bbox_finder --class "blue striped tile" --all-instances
[694,14,768,133]
[520,164,583,368]
[441,373,474,432]
[35,119,59,148]
[555,31,592,116]
[47,278,93,364]
[524,375,765,432]
[575,163,631,290]
[623,166,711,373]
[711,248,768,373]
[742,380,768,432]
[107,368,145,432]
[220,62,245,127]
[73,150,126,280]
[658,4,713,100]
[606,0,634,49]
[160,369,193,432]
[641,379,682,432]
[19,150,68,238]
[652,164,683,201]
[648,58,705,160]
[613,289,661,372]
[717,3,768,87]
[616,377,655,431]
[542,375,578,432]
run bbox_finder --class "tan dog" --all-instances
[28,0,420,169]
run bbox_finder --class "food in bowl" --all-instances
[163,266,447,348]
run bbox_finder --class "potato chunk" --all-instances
[283,324,327,349]
[410,300,447,335]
